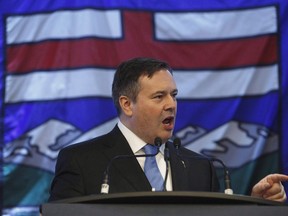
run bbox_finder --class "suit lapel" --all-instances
[103,126,151,191]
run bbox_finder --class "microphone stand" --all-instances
[163,142,170,191]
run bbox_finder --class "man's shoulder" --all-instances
[178,147,203,157]
[168,142,209,162]
[59,125,121,154]
[167,140,203,157]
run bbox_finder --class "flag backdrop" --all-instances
[1,0,287,215]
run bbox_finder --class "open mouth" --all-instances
[162,116,174,126]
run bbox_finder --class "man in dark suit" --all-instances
[49,57,288,202]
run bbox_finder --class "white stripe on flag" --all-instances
[5,65,278,103]
[5,68,114,102]
[155,6,277,40]
[6,9,122,44]
[7,6,277,45]
[174,64,279,99]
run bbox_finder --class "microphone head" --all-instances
[173,137,181,149]
[154,137,162,147]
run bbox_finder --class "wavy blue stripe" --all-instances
[176,92,279,131]
[4,98,117,143]
[4,92,279,142]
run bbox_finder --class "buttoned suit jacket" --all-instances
[48,125,219,201]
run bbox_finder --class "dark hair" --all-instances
[112,57,173,114]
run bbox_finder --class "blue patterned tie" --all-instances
[143,144,164,191]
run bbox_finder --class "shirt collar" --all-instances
[117,121,146,154]
[117,121,165,154]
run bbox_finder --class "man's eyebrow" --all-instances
[152,89,178,95]
[152,90,166,95]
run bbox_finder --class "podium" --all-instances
[42,191,288,216]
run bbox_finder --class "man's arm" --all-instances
[48,147,85,201]
[251,174,288,202]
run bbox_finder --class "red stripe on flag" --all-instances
[6,11,278,73]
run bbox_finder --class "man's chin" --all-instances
[158,132,173,143]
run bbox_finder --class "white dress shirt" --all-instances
[117,121,173,191]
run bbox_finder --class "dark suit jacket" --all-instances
[48,125,219,201]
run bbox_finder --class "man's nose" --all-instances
[164,95,177,111]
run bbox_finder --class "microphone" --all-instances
[173,137,233,195]
[101,137,162,194]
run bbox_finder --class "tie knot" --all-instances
[144,144,158,155]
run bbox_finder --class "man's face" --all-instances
[129,69,178,144]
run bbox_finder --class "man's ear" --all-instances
[119,96,133,116]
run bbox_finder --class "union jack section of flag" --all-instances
[1,0,288,214]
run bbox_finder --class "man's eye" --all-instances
[154,95,163,99]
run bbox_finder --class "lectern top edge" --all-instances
[47,191,286,206]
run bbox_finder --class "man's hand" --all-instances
[251,174,288,202]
